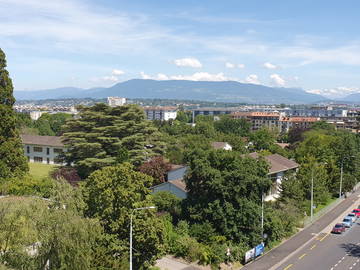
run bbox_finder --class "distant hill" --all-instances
[339,93,360,103]
[15,79,327,104]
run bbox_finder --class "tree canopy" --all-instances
[62,103,166,178]
[0,48,28,180]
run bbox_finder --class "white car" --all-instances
[347,213,357,223]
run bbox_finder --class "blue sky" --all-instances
[1,0,360,98]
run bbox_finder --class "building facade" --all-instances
[107,96,126,107]
[143,106,177,121]
[21,135,65,165]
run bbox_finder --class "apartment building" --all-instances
[143,106,177,121]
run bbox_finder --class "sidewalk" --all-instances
[155,256,210,270]
[242,189,360,270]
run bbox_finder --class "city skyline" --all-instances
[2,0,360,98]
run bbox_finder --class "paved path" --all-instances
[155,256,208,270]
[243,189,360,270]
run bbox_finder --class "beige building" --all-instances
[21,135,65,165]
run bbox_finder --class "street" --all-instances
[243,189,360,270]
[276,221,360,270]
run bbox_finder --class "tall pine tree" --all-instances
[62,103,166,178]
[0,49,28,180]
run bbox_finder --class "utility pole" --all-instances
[311,167,314,222]
[261,192,264,240]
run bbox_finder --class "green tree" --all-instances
[184,149,271,246]
[82,163,166,269]
[214,115,251,137]
[62,103,166,178]
[0,49,28,180]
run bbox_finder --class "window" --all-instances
[34,157,43,163]
[26,146,30,154]
[54,148,63,153]
[47,148,50,155]
[34,146,43,152]
[47,158,50,164]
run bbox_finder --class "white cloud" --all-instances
[306,86,360,98]
[112,69,124,76]
[225,62,235,68]
[245,74,260,84]
[263,62,277,69]
[225,62,245,69]
[156,73,169,80]
[170,72,228,81]
[270,74,285,86]
[138,72,233,82]
[174,58,202,68]
[140,72,152,79]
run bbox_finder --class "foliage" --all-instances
[0,49,28,180]
[0,181,108,270]
[184,149,271,246]
[214,115,251,137]
[51,166,81,185]
[62,103,166,178]
[82,163,165,269]
[139,156,172,185]
[151,191,182,217]
[0,174,53,197]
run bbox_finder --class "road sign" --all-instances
[255,242,265,257]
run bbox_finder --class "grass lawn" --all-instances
[28,162,57,179]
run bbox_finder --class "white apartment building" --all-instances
[107,97,126,107]
[21,135,66,165]
[143,106,177,121]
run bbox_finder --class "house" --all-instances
[151,164,189,198]
[246,152,299,201]
[231,111,284,131]
[167,164,188,181]
[211,142,232,151]
[150,179,187,199]
[21,134,65,165]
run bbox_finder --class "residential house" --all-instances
[21,134,65,165]
[150,179,187,199]
[151,164,189,198]
[247,152,299,201]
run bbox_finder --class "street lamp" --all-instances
[130,206,156,270]
[311,167,314,222]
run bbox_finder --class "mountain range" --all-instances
[14,79,330,104]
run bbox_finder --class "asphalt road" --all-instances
[276,220,360,270]
[243,189,360,270]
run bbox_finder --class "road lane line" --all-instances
[319,233,329,241]
[283,264,293,270]
[298,253,306,260]
[310,244,317,250]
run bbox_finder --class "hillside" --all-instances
[15,79,327,104]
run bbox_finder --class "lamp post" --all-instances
[311,167,314,222]
[339,159,344,199]
[130,206,156,270]
[261,192,264,240]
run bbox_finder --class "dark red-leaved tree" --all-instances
[51,167,81,186]
[139,156,171,185]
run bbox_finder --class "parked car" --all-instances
[347,213,357,223]
[342,217,353,228]
[352,209,360,217]
[331,223,346,234]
